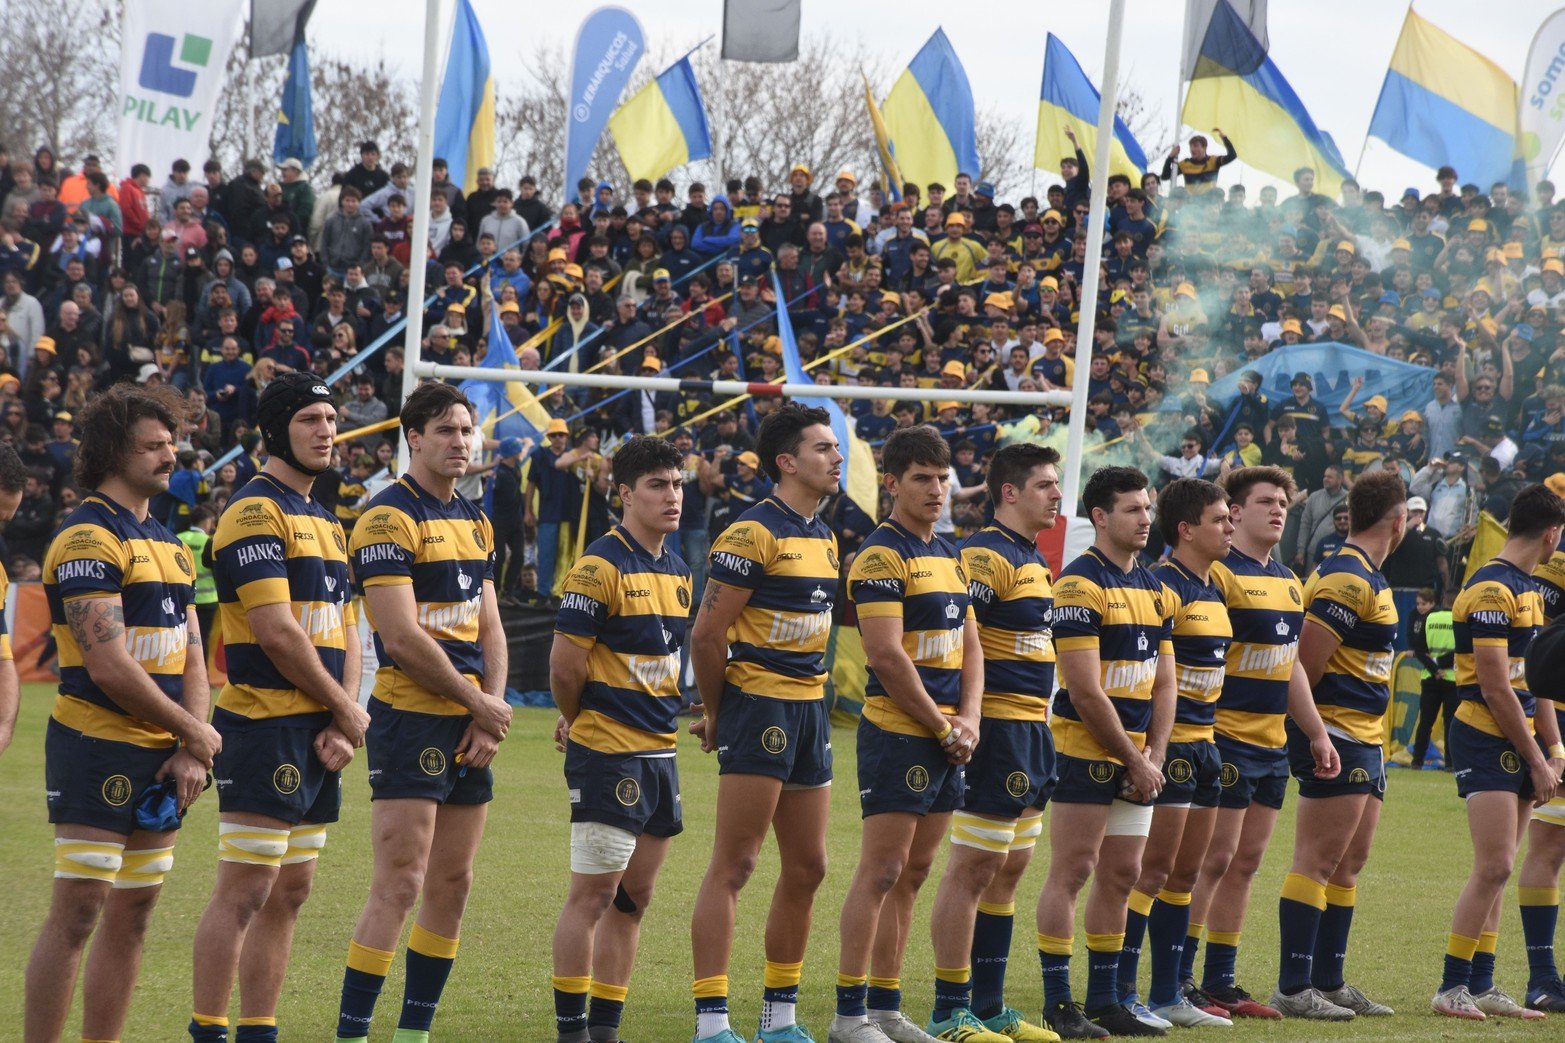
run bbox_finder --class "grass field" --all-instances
[0,683,1558,1041]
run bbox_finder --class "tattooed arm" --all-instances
[65,595,221,765]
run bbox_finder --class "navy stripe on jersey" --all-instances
[1304,542,1399,745]
[1154,558,1231,742]
[1211,547,1303,750]
[961,522,1055,720]
[1453,559,1542,738]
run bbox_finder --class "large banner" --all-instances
[562,6,645,203]
[1171,342,1435,427]
[1522,8,1565,182]
[117,0,245,178]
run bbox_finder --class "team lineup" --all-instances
[6,389,1565,1043]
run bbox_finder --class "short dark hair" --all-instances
[986,443,1059,504]
[399,381,474,436]
[1157,477,1227,546]
[610,434,684,493]
[1508,483,1565,539]
[0,443,25,493]
[1347,469,1407,533]
[74,382,183,489]
[1082,466,1148,522]
[754,402,832,482]
[1223,465,1295,507]
[882,424,951,479]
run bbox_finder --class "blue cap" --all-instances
[1422,287,1441,299]
[976,181,996,197]
[1403,187,1420,199]
[1378,291,1400,306]
[498,437,526,457]
[1516,323,1535,342]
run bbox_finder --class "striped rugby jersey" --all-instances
[213,474,354,720]
[350,475,495,715]
[556,525,692,754]
[0,559,9,661]
[961,522,1054,721]
[1453,558,1543,738]
[1154,558,1231,744]
[706,497,839,702]
[1303,542,1399,745]
[1532,537,1565,729]
[1049,546,1174,763]
[44,493,195,746]
[1210,547,1303,750]
[849,518,973,738]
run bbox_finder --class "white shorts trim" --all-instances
[1104,799,1154,837]
[570,820,638,874]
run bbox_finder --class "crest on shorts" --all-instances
[101,774,132,807]
[906,765,930,792]
[418,747,447,776]
[761,726,788,755]
[677,584,691,609]
[1168,759,1194,784]
[1088,761,1116,784]
[1501,750,1522,774]
[1006,771,1031,798]
[472,527,487,552]
[615,777,641,806]
[1220,762,1240,788]
[1347,767,1370,784]
[273,763,301,795]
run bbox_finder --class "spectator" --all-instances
[321,186,373,276]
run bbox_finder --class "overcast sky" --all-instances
[305,0,1565,195]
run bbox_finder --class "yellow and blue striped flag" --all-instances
[608,54,712,183]
[1366,8,1522,189]
[1182,0,1349,195]
[863,70,904,201]
[881,28,980,191]
[460,284,551,443]
[433,0,496,193]
[1035,33,1147,180]
[272,32,316,168]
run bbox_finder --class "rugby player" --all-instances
[550,435,692,1043]
[1116,479,1234,1029]
[1035,466,1174,1040]
[923,443,1064,1042]
[1432,484,1564,1021]
[25,384,216,1043]
[832,425,979,1043]
[0,444,27,759]
[189,374,367,1043]
[336,382,510,1043]
[1271,469,1406,1019]
[687,403,843,1043]
[1179,468,1337,1019]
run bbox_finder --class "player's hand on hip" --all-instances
[180,719,222,768]
[1311,733,1342,779]
[158,748,210,812]
[313,725,355,772]
[334,700,371,748]
[474,695,513,740]
[455,721,500,769]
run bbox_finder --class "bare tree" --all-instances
[0,0,120,167]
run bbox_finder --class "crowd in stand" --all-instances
[0,134,1555,613]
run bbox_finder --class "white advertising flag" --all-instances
[1522,9,1565,182]
[117,0,245,178]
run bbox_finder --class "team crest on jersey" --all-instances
[615,777,641,806]
[418,747,447,776]
[332,527,346,553]
[472,527,487,552]
[1501,750,1522,774]
[906,765,930,792]
[761,726,788,755]
[676,585,691,609]
[1347,767,1370,784]
[1088,762,1116,784]
[101,774,132,807]
[1153,596,1164,616]
[175,549,194,577]
[1137,633,1148,651]
[1006,771,1031,798]
[236,502,272,528]
[1167,759,1194,784]
[858,551,894,577]
[1220,762,1240,788]
[955,564,967,584]
[1289,586,1302,605]
[827,547,840,570]
[1276,620,1291,636]
[362,512,399,538]
[273,763,301,794]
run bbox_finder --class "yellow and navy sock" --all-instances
[398,924,458,1034]
[188,1012,228,1042]
[971,900,1015,1019]
[1442,933,1479,993]
[1470,931,1499,995]
[588,981,627,1042]
[693,974,730,1037]
[1310,884,1356,992]
[552,975,591,1041]
[1084,932,1125,1011]
[235,1017,277,1043]
[932,966,972,1022]
[1202,929,1241,993]
[1147,890,1194,1007]
[1179,922,1204,984]
[338,939,394,1041]
[836,972,869,1018]
[1521,885,1561,988]
[1038,933,1074,1009]
[866,976,901,1013]
[1277,873,1327,996]
[761,960,802,1031]
[1118,890,1154,1000]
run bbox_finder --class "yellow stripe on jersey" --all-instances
[1304,544,1398,745]
[1210,551,1302,749]
[963,525,1055,721]
[1453,564,1543,738]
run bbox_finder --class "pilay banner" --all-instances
[117,0,245,179]
[562,6,645,203]
[1521,8,1565,182]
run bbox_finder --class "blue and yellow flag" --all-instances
[460,285,550,443]
[1182,0,1349,195]
[881,28,980,191]
[1367,8,1521,189]
[608,54,712,183]
[433,0,496,193]
[272,31,316,167]
[864,71,904,202]
[1035,33,1147,180]
[775,292,878,521]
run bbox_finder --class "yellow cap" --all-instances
[1336,239,1356,254]
[737,450,760,468]
[548,247,567,261]
[564,263,584,279]
[1175,282,1197,298]
[942,360,967,377]
[984,292,1014,310]
[1400,410,1423,424]
[546,418,570,435]
[936,400,960,412]
[1189,368,1210,382]
[1548,473,1565,499]
[498,301,520,314]
[1042,327,1065,344]
[1328,304,1347,320]
[1365,394,1388,412]
[1546,258,1565,275]
[34,336,56,355]
[1469,218,1489,232]
[1281,319,1303,334]
[945,212,967,228]
[1392,238,1411,250]
[790,163,812,182]
[1040,276,1059,290]
[1042,209,1064,223]
[835,169,857,184]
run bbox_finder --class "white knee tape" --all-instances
[281,825,328,865]
[570,821,638,874]
[54,838,126,883]
[1010,815,1044,851]
[114,846,175,889]
[218,823,290,866]
[1104,799,1154,837]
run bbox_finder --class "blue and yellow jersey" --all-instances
[350,475,495,715]
[1303,543,1399,745]
[0,560,10,661]
[848,518,973,737]
[1453,559,1543,738]
[1154,558,1231,744]
[1210,547,1303,750]
[961,522,1054,721]
[212,474,354,721]
[1049,547,1174,763]
[556,526,691,754]
[706,497,839,702]
[44,493,195,747]
[1533,537,1565,623]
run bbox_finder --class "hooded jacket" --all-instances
[692,196,741,257]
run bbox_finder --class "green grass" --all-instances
[0,684,1556,1040]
